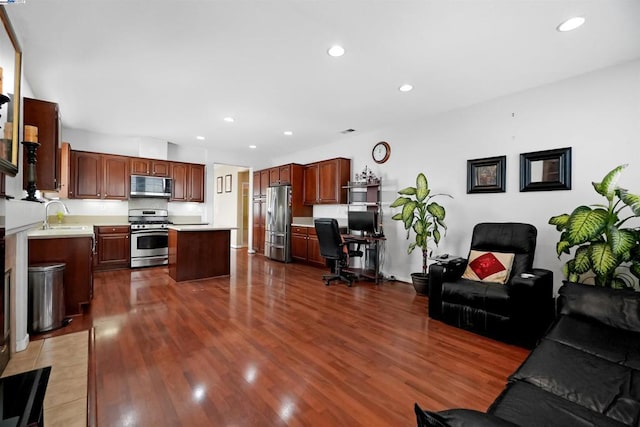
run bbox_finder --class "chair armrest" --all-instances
[509,268,553,294]
[508,268,555,347]
[428,261,466,320]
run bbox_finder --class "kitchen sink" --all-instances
[43,225,91,230]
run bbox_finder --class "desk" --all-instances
[342,234,386,284]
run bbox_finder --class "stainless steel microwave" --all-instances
[130,175,172,198]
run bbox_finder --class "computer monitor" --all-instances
[348,210,378,234]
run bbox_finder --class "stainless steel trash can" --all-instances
[28,263,65,333]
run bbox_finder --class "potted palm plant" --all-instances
[549,164,640,288]
[391,172,450,294]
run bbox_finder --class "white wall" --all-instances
[212,164,249,247]
[272,60,640,292]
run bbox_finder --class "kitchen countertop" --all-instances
[168,225,237,232]
[28,225,95,239]
[292,218,348,227]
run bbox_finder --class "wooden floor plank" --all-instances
[39,249,529,426]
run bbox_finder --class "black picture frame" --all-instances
[224,174,232,193]
[467,155,506,193]
[520,147,571,192]
[0,7,22,176]
[216,176,223,194]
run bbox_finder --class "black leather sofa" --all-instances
[416,281,640,426]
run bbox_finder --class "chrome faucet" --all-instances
[43,200,70,229]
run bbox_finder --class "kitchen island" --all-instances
[167,225,235,282]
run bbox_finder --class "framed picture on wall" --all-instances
[224,174,232,192]
[216,176,223,194]
[520,147,572,191]
[467,155,506,193]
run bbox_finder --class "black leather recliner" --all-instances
[428,222,554,347]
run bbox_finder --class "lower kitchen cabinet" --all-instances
[290,225,326,268]
[94,225,130,271]
[28,236,94,316]
[252,199,265,254]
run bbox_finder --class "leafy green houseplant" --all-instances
[390,172,449,293]
[549,164,640,288]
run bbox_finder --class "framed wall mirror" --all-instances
[520,147,572,192]
[0,7,21,176]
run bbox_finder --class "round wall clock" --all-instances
[372,141,391,164]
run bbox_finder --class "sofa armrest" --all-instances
[415,404,518,427]
[558,281,640,333]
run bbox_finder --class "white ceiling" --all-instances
[6,1,640,158]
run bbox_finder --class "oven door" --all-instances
[131,229,168,267]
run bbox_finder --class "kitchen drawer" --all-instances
[96,225,130,234]
[291,226,310,235]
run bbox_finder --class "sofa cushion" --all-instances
[462,250,515,284]
[489,380,628,427]
[545,315,640,370]
[510,339,640,424]
[558,281,640,333]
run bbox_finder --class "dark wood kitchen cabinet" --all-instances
[23,98,60,191]
[290,225,327,267]
[94,225,130,271]
[252,199,265,254]
[69,151,129,200]
[171,162,205,202]
[269,164,291,185]
[304,158,350,205]
[130,158,170,177]
[291,226,309,262]
[252,169,270,198]
[29,236,94,316]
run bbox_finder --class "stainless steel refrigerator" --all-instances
[265,185,292,262]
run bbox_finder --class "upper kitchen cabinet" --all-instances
[69,150,129,200]
[23,98,60,191]
[304,158,350,205]
[269,164,291,186]
[171,162,205,202]
[130,158,170,177]
[102,155,129,200]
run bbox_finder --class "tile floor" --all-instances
[1,330,88,427]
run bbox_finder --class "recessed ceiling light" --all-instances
[249,145,257,149]
[557,17,585,32]
[223,117,235,123]
[283,131,293,136]
[399,84,414,92]
[196,136,205,140]
[327,45,345,57]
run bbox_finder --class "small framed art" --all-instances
[467,155,506,193]
[216,176,223,194]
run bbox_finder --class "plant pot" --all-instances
[411,272,429,295]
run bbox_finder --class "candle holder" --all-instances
[21,141,41,202]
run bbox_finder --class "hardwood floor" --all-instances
[50,249,529,426]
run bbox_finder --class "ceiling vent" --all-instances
[340,129,356,134]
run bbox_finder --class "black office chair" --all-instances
[314,218,363,286]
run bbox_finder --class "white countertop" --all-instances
[168,225,237,232]
[28,225,95,239]
[292,218,348,227]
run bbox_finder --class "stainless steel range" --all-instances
[128,209,170,268]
